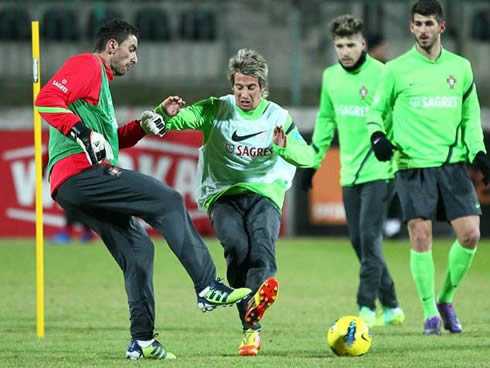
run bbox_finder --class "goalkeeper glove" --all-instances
[474,151,490,185]
[371,131,395,161]
[140,111,166,137]
[69,122,114,165]
[301,168,317,191]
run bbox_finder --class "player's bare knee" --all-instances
[459,227,480,249]
[408,223,429,240]
[408,222,431,251]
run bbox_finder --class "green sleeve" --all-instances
[153,103,171,121]
[272,115,314,168]
[460,62,486,162]
[366,68,395,137]
[154,97,220,131]
[311,73,337,169]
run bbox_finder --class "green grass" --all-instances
[1,237,489,367]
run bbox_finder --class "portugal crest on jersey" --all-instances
[359,86,368,100]
[447,76,456,89]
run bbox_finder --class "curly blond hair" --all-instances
[227,49,269,98]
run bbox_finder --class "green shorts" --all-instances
[395,163,482,222]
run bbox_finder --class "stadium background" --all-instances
[0,0,489,238]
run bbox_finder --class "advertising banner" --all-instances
[0,130,213,237]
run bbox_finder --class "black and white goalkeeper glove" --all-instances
[140,111,166,137]
[69,122,114,165]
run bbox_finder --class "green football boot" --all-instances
[359,306,377,328]
[375,306,406,326]
[198,278,251,312]
[126,339,176,360]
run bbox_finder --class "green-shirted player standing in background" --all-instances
[367,0,490,335]
[302,15,405,328]
[152,49,314,355]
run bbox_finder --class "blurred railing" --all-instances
[0,0,488,106]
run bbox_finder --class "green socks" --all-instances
[438,240,476,303]
[410,249,438,319]
[410,242,477,318]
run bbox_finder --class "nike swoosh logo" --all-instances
[231,130,265,142]
[361,335,370,342]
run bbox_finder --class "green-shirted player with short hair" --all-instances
[153,49,314,356]
[302,14,404,328]
[367,0,490,335]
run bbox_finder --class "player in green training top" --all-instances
[367,0,490,335]
[152,49,314,356]
[302,15,404,328]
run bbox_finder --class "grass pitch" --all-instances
[1,237,489,367]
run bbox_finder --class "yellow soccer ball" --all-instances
[327,315,372,356]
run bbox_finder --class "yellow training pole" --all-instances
[32,21,45,339]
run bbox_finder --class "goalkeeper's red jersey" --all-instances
[35,53,145,195]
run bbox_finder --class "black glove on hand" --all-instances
[69,122,114,165]
[301,168,317,191]
[371,131,395,162]
[474,151,490,185]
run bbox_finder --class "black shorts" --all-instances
[395,163,482,222]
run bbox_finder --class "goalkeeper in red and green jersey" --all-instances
[303,15,404,328]
[367,0,490,335]
[35,18,250,360]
